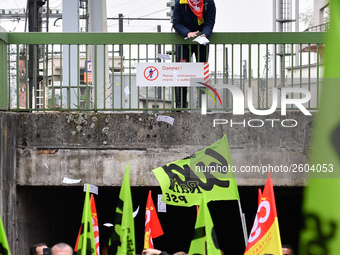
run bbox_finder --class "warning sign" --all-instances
[144,66,159,81]
[136,62,209,87]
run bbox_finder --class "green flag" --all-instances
[0,214,10,255]
[299,1,340,254]
[108,165,136,255]
[76,184,96,255]
[152,134,239,206]
[188,193,221,255]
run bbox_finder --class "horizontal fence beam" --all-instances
[5,32,326,45]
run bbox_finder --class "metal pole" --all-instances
[119,13,123,56]
[238,199,248,247]
[157,25,162,99]
[225,47,229,83]
[295,0,300,66]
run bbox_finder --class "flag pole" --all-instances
[237,199,248,247]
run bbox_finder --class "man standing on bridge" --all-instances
[173,0,216,109]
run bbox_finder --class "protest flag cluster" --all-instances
[298,0,340,254]
[70,134,287,255]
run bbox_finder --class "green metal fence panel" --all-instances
[1,32,326,113]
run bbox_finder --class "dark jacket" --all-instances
[173,0,216,39]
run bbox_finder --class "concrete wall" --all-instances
[15,111,312,187]
[0,113,17,254]
[1,111,313,253]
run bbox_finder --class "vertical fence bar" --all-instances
[171,44,175,110]
[16,45,20,109]
[308,44,311,109]
[274,44,277,88]
[8,45,11,109]
[290,43,294,109]
[316,44,320,108]
[153,44,157,110]
[146,44,149,110]
[42,44,46,109]
[59,44,63,109]
[265,44,268,108]
[129,44,132,110]
[77,44,80,110]
[67,44,71,110]
[137,44,140,110]
[94,44,98,110]
[51,44,55,109]
[34,44,37,110]
[111,44,114,110]
[25,44,29,109]
[257,44,260,108]
[240,44,243,93]
[162,44,166,109]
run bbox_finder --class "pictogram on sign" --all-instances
[144,66,159,81]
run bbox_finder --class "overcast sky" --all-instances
[0,0,313,33]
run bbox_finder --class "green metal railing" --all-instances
[0,32,325,112]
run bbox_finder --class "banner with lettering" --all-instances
[152,135,239,206]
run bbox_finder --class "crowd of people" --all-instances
[141,245,295,255]
[30,243,295,255]
[30,243,73,255]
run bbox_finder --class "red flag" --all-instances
[90,194,100,255]
[144,190,164,249]
[75,194,100,255]
[244,178,283,255]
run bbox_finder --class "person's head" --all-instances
[173,252,187,255]
[282,244,294,255]
[29,243,48,255]
[101,246,108,255]
[51,243,73,255]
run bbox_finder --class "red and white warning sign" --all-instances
[143,66,159,81]
[136,62,209,87]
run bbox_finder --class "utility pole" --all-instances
[28,0,46,108]
[119,13,123,56]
